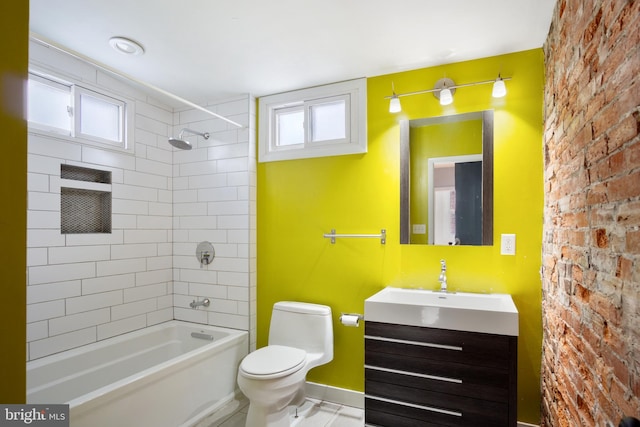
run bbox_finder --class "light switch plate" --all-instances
[412,224,426,234]
[501,234,516,255]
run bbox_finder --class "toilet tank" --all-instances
[269,302,333,365]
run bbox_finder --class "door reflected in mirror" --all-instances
[400,111,493,245]
[429,154,483,245]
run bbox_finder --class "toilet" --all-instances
[237,301,333,427]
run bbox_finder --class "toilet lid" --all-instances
[240,345,306,378]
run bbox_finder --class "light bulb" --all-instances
[492,78,507,98]
[389,95,402,113]
[439,88,453,106]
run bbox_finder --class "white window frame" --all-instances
[259,78,367,162]
[27,70,135,154]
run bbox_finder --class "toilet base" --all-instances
[244,388,306,427]
[245,404,290,427]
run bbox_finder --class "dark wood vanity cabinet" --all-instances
[364,321,517,427]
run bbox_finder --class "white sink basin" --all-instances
[365,287,518,336]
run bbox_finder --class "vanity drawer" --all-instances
[365,361,508,403]
[365,338,510,391]
[365,383,508,427]
[365,321,512,369]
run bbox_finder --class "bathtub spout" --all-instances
[190,298,210,309]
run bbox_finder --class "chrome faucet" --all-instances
[439,259,447,292]
[190,298,210,309]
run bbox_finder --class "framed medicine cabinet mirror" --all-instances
[400,110,494,245]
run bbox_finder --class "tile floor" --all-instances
[198,396,365,427]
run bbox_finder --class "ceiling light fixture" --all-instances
[386,74,512,113]
[109,36,145,56]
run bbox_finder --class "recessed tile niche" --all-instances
[60,164,112,234]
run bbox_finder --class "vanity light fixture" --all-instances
[389,82,402,113]
[492,74,507,98]
[433,78,455,106]
[438,88,453,105]
[109,36,145,56]
[386,74,512,113]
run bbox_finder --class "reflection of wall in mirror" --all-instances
[433,164,455,245]
[409,119,482,244]
[434,187,456,245]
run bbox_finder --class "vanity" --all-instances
[364,287,518,426]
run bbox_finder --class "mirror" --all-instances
[400,110,493,245]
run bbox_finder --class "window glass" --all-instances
[79,92,122,142]
[310,99,346,143]
[275,108,304,147]
[258,78,367,162]
[27,71,132,153]
[27,76,72,133]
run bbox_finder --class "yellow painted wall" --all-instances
[257,49,544,423]
[0,0,28,402]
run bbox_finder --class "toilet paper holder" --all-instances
[339,313,363,327]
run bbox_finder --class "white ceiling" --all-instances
[29,0,557,106]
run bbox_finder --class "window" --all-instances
[308,96,347,143]
[75,88,124,144]
[28,71,133,153]
[27,73,72,135]
[259,79,367,162]
[274,106,305,148]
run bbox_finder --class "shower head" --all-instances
[168,128,210,150]
[168,137,193,150]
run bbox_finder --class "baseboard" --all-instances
[306,381,540,427]
[305,381,364,409]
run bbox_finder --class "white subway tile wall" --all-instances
[26,39,256,360]
[172,94,257,351]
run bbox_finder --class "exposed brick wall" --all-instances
[542,0,640,425]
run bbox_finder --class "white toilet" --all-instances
[237,301,333,427]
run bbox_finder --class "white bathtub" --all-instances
[27,321,248,427]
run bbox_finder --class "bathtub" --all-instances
[27,321,248,427]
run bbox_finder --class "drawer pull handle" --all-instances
[365,335,463,351]
[365,364,462,383]
[366,395,463,417]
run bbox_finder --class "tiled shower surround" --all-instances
[26,39,256,360]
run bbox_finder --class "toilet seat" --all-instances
[240,345,306,380]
